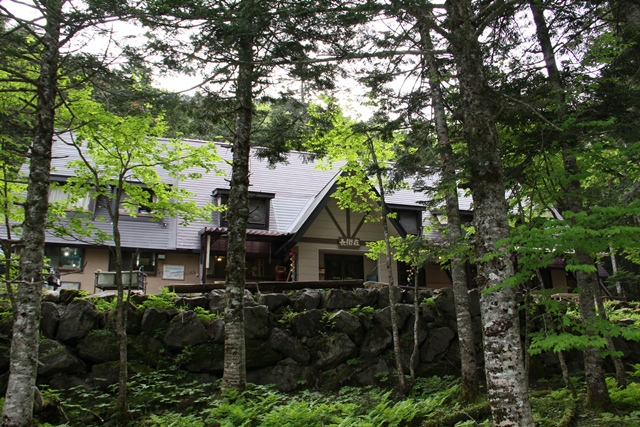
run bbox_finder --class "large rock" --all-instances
[40,301,60,339]
[38,339,86,377]
[352,288,379,308]
[163,311,209,349]
[127,335,165,367]
[58,289,84,304]
[290,309,323,338]
[402,289,433,304]
[353,359,394,387]
[76,331,119,364]
[207,318,225,343]
[247,361,320,391]
[359,325,392,359]
[401,314,429,346]
[48,375,87,390]
[106,301,142,335]
[433,288,456,319]
[323,289,358,310]
[268,328,311,365]
[420,327,455,362]
[329,310,364,345]
[183,343,224,373]
[259,293,290,313]
[56,299,104,344]
[377,286,403,308]
[207,290,226,313]
[373,304,413,331]
[141,308,170,337]
[208,289,256,313]
[247,340,283,369]
[245,305,270,339]
[290,289,321,311]
[90,361,120,389]
[323,358,393,389]
[311,333,357,369]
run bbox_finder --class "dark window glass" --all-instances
[323,254,364,280]
[45,246,84,270]
[110,250,157,275]
[396,210,420,235]
[213,191,270,229]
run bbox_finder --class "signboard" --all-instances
[338,237,361,248]
[163,265,185,280]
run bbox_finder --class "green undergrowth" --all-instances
[31,369,640,427]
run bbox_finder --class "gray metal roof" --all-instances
[11,134,474,251]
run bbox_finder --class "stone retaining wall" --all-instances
[0,287,638,393]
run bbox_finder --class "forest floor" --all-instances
[29,366,640,427]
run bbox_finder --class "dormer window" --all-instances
[212,189,274,230]
[388,205,423,235]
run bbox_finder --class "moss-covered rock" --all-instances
[247,340,283,369]
[183,343,224,373]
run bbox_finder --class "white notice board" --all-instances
[162,265,185,280]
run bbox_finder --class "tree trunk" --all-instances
[595,286,627,388]
[575,252,615,410]
[111,225,129,421]
[530,0,615,410]
[1,2,61,425]
[446,0,534,424]
[368,140,406,394]
[409,267,420,382]
[416,16,480,402]
[222,34,253,391]
[609,247,623,296]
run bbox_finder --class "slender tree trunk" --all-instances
[222,34,253,391]
[1,2,61,425]
[530,0,615,410]
[609,247,623,296]
[410,267,420,382]
[416,16,480,402]
[368,140,406,394]
[112,228,129,421]
[575,252,615,410]
[446,1,534,424]
[595,288,627,388]
[523,284,532,391]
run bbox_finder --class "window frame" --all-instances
[49,176,94,212]
[117,186,157,218]
[389,205,423,236]
[44,246,84,271]
[212,189,274,230]
[109,250,158,276]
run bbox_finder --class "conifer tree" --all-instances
[136,0,375,390]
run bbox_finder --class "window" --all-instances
[110,250,157,275]
[49,188,92,211]
[394,209,421,235]
[45,246,84,270]
[212,189,274,229]
[323,254,364,280]
[119,187,156,216]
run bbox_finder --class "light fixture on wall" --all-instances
[216,256,223,262]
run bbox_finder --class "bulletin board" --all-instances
[162,265,185,280]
